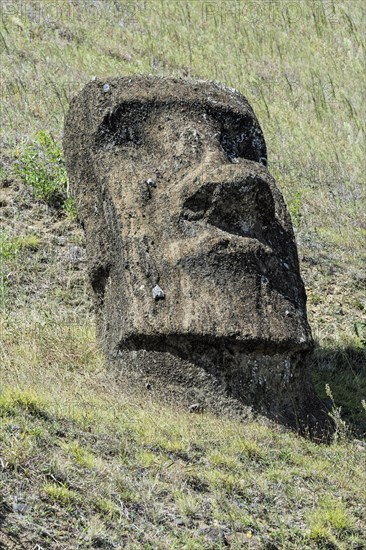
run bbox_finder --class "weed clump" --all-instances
[15,130,75,215]
[308,496,354,543]
[43,482,77,504]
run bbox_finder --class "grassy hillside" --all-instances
[0,1,365,548]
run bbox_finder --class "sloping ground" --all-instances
[0,1,365,548]
[0,327,365,549]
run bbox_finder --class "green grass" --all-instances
[0,0,365,547]
[308,496,355,544]
[43,483,78,505]
[0,233,41,258]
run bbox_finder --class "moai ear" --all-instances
[63,80,103,226]
[63,81,119,313]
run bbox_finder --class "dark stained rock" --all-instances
[63,76,328,434]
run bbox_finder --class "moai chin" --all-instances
[64,76,324,431]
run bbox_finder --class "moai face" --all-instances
[64,77,312,356]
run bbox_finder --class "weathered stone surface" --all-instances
[64,76,325,431]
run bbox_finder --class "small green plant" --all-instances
[207,450,240,470]
[308,496,353,542]
[288,190,302,227]
[17,234,41,251]
[174,489,200,518]
[240,439,264,461]
[205,469,238,494]
[137,450,158,468]
[95,497,119,518]
[63,196,78,220]
[43,482,77,504]
[15,130,69,210]
[0,233,21,261]
[66,441,95,469]
[1,433,34,472]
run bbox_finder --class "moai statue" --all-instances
[64,76,325,432]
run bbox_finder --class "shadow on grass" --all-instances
[311,345,366,438]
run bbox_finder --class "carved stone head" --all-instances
[64,76,321,429]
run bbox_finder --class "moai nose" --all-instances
[182,171,275,239]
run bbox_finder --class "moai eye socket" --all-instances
[95,102,147,150]
[216,113,267,165]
